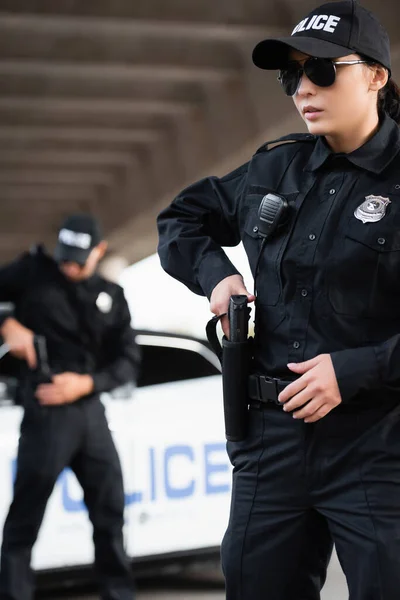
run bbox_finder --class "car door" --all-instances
[119,333,232,560]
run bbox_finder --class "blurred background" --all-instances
[0,0,398,598]
[1,0,399,334]
[1,0,399,336]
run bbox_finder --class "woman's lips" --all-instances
[303,107,323,121]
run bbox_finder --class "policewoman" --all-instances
[0,214,139,600]
[158,1,400,598]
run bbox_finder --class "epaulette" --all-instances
[255,133,317,155]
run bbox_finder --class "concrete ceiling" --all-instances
[0,0,399,265]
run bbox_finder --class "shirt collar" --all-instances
[305,114,400,174]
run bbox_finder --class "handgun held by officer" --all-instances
[211,275,341,422]
[209,273,255,339]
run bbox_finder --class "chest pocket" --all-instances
[327,207,400,320]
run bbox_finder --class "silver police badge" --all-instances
[354,195,391,223]
[96,292,113,313]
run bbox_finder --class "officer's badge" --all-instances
[354,195,391,223]
[96,292,113,313]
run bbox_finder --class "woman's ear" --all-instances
[369,65,389,92]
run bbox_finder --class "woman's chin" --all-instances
[304,121,329,136]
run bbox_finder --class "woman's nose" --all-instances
[296,72,316,96]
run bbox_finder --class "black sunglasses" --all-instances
[278,57,368,97]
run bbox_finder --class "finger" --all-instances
[35,391,46,403]
[39,397,61,406]
[36,383,56,393]
[221,315,230,339]
[8,344,26,360]
[36,390,54,402]
[25,343,37,370]
[35,386,58,401]
[38,392,63,405]
[282,386,315,412]
[9,349,25,360]
[238,287,255,303]
[278,376,308,404]
[234,282,255,304]
[304,404,332,423]
[291,399,321,420]
[287,357,320,374]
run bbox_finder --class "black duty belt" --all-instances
[248,374,292,406]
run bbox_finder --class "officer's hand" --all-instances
[210,275,255,338]
[36,373,94,406]
[0,317,37,369]
[278,354,342,422]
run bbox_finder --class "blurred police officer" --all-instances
[0,214,139,600]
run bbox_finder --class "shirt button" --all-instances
[293,341,300,349]
[301,289,308,297]
[308,233,316,241]
[329,189,336,195]
[378,237,386,245]
[395,184,400,190]
[253,226,259,233]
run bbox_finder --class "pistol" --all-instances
[228,295,250,342]
[33,335,52,383]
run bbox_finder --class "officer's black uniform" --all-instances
[157,112,400,599]
[0,246,139,600]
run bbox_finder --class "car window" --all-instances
[0,377,17,406]
[0,336,221,403]
[137,339,220,388]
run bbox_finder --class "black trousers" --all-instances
[0,397,135,600]
[221,401,400,600]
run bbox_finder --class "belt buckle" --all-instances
[259,376,281,405]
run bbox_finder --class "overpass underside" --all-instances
[0,0,398,265]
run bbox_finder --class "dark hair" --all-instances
[378,79,400,124]
[360,55,400,124]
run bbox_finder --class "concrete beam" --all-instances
[0,126,160,145]
[201,78,259,159]
[0,97,194,118]
[0,184,98,203]
[0,13,282,43]
[0,61,239,85]
[0,169,115,186]
[0,233,51,246]
[0,214,63,231]
[0,0,293,25]
[168,108,216,180]
[108,153,154,210]
[0,73,204,103]
[0,150,135,168]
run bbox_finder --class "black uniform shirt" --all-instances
[158,114,400,405]
[0,246,139,399]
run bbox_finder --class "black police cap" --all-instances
[253,1,391,74]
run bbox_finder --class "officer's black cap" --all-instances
[252,1,391,74]
[54,214,103,266]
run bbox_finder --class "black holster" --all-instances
[221,335,251,441]
[206,305,252,442]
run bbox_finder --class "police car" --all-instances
[0,331,230,581]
